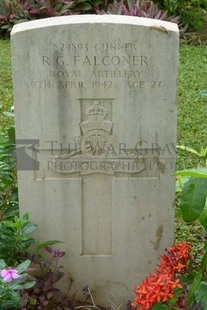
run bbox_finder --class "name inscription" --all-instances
[30,41,163,90]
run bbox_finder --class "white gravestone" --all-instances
[11,15,179,307]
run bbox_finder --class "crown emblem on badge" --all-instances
[86,101,107,119]
[80,100,113,134]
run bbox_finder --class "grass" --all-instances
[177,43,207,169]
[0,39,13,129]
[0,38,206,248]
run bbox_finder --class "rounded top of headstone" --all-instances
[11,15,179,36]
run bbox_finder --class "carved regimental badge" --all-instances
[49,99,145,175]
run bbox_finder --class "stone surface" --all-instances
[11,15,179,307]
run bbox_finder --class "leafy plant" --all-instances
[100,0,180,23]
[0,212,37,266]
[132,242,191,309]
[132,144,207,309]
[0,0,117,37]
[72,0,103,12]
[19,0,75,19]
[177,145,207,167]
[0,120,35,267]
[156,0,207,30]
[21,243,69,309]
[0,259,35,309]
[0,0,75,37]
[0,124,18,221]
[0,1,17,38]
[132,240,207,309]
[173,149,207,308]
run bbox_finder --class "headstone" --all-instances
[11,15,179,307]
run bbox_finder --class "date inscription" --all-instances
[30,40,163,91]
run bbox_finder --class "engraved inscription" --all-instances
[49,99,145,175]
[30,40,163,90]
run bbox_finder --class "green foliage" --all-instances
[0,212,37,265]
[156,0,207,30]
[175,149,207,308]
[0,0,115,37]
[0,259,35,309]
[195,281,207,309]
[177,145,207,166]
[0,40,13,129]
[23,245,67,308]
[186,250,207,308]
[177,45,207,170]
[0,0,74,37]
[100,0,180,23]
[73,0,103,12]
[176,169,207,179]
[180,177,207,222]
[174,148,207,227]
[0,126,18,221]
[21,0,75,18]
[175,146,207,226]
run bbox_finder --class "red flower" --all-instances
[132,242,191,309]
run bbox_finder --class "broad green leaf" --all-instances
[20,280,36,289]
[9,280,36,290]
[9,282,24,290]
[16,260,31,274]
[174,168,207,178]
[176,175,190,192]
[195,281,207,309]
[180,178,207,222]
[22,212,30,221]
[199,200,207,230]
[2,220,15,228]
[59,3,73,14]
[22,223,38,235]
[187,251,207,307]
[187,252,207,307]
[187,270,202,308]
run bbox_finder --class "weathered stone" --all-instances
[11,15,179,307]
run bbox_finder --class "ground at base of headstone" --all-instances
[17,282,133,310]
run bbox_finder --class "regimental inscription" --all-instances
[49,99,145,175]
[30,40,162,90]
